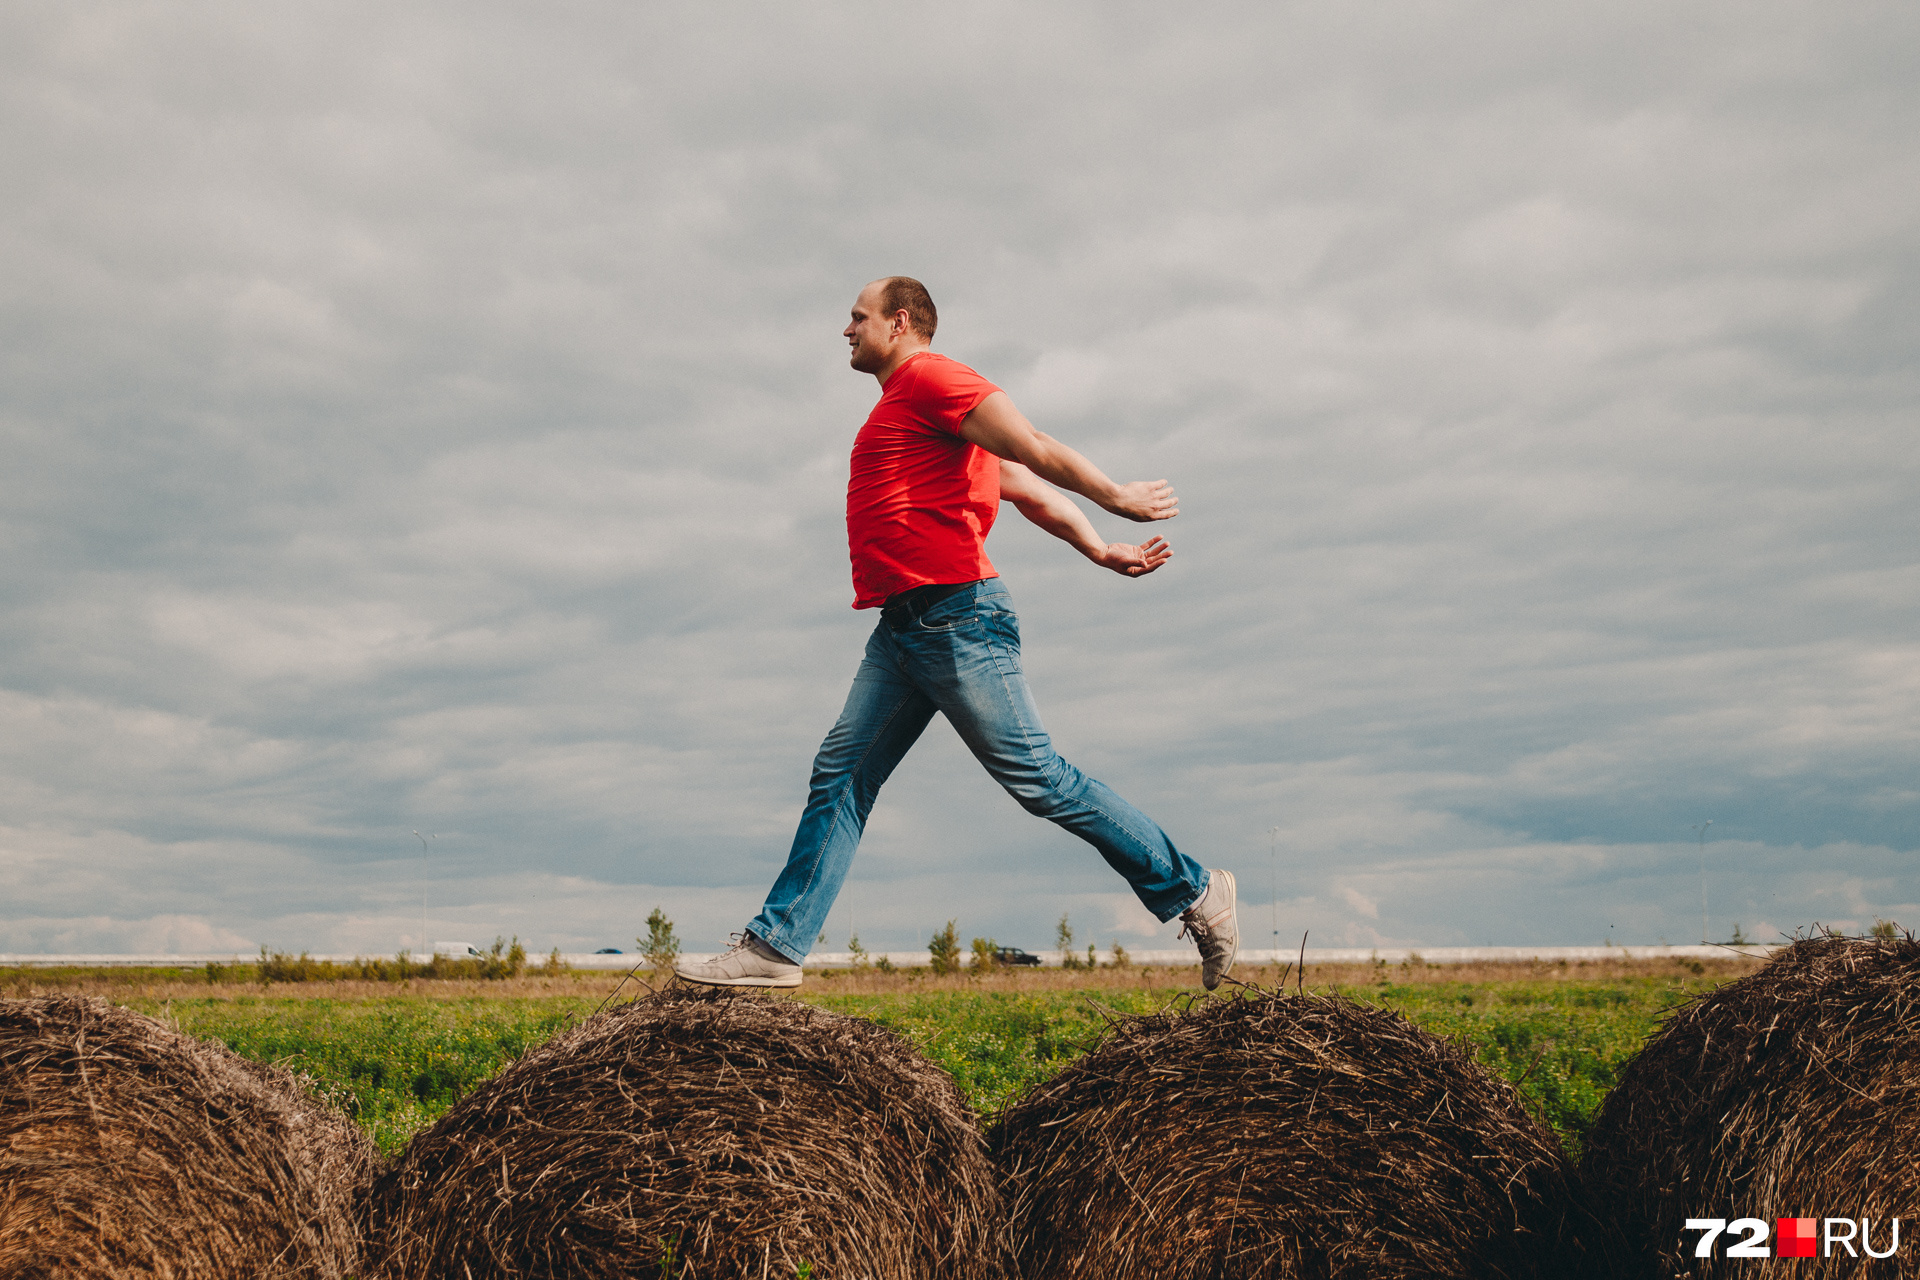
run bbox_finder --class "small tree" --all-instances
[970,936,1000,973]
[1872,919,1900,939]
[1056,913,1080,969]
[929,920,961,975]
[1727,923,1750,946]
[848,933,870,969]
[1109,940,1130,969]
[640,907,680,975]
[475,936,527,979]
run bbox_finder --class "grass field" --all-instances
[3,955,1760,1157]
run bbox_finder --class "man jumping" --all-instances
[676,277,1237,990]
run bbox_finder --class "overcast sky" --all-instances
[3,2,1915,958]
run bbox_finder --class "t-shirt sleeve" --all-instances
[924,359,1002,435]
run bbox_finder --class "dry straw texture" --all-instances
[989,989,1609,1279]
[1582,934,1920,1279]
[0,995,374,1280]
[366,987,1011,1279]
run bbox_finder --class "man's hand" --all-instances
[1092,536,1173,577]
[1107,479,1179,523]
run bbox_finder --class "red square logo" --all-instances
[1777,1217,1817,1258]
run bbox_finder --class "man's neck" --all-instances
[873,344,932,386]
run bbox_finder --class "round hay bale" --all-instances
[0,995,374,1280]
[1581,934,1920,1279]
[988,990,1609,1279]
[366,988,1010,1279]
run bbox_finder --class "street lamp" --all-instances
[1691,821,1713,944]
[413,830,436,954]
[1269,826,1281,961]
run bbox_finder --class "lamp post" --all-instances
[413,830,435,955]
[1269,826,1281,962]
[1691,821,1712,944]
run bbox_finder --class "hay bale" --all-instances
[1581,934,1920,1279]
[0,995,374,1280]
[366,988,1010,1279]
[988,991,1608,1279]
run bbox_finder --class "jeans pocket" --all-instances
[983,610,1023,674]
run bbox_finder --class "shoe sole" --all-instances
[673,970,803,989]
[1207,869,1238,991]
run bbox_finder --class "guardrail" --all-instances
[0,944,1782,971]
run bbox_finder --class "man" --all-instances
[676,277,1237,990]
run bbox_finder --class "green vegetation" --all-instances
[812,989,1132,1113]
[928,921,961,975]
[809,972,1698,1149]
[1356,975,1664,1147]
[238,938,553,984]
[0,943,568,993]
[639,909,680,976]
[90,963,1734,1158]
[133,993,598,1155]
[1056,914,1083,969]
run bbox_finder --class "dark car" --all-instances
[593,948,623,955]
[996,946,1042,966]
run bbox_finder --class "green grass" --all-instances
[122,969,1722,1157]
[134,994,600,1154]
[1350,975,1687,1149]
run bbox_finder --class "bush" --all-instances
[1056,915,1082,970]
[244,939,532,984]
[970,938,1000,974]
[640,908,680,976]
[929,921,961,975]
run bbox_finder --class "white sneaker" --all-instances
[673,932,803,989]
[1179,870,1238,991]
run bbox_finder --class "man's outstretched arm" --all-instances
[960,391,1178,523]
[998,460,1172,577]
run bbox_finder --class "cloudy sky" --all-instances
[3,2,1915,958]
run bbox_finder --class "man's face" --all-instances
[844,283,901,374]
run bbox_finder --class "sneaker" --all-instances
[1179,870,1238,991]
[673,932,803,989]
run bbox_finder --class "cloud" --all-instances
[1,2,1915,954]
[1338,886,1381,920]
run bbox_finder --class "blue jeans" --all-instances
[748,578,1207,963]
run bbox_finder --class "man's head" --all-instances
[845,277,937,375]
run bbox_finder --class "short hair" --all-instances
[878,276,937,341]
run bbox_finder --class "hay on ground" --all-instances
[1581,933,1920,1279]
[0,995,374,1280]
[988,989,1609,1279]
[366,987,1010,1279]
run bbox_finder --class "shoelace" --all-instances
[1178,897,1230,943]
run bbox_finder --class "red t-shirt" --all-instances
[846,351,1002,609]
